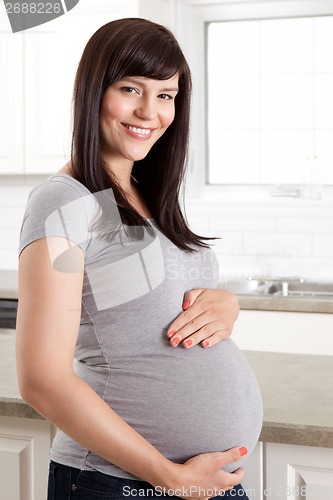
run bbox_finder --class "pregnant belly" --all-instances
[90,339,263,474]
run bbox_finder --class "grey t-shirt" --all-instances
[19,174,263,479]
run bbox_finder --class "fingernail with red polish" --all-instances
[239,447,248,457]
[167,330,176,338]
[183,300,190,310]
[202,341,210,348]
[184,339,192,348]
[171,337,180,346]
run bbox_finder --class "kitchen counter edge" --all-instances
[1,343,332,450]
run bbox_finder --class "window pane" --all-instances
[316,131,333,184]
[315,17,333,73]
[209,131,260,184]
[315,75,333,128]
[260,131,313,184]
[207,16,333,185]
[260,75,313,129]
[208,76,259,130]
[207,20,259,76]
[260,17,313,74]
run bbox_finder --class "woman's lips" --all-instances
[122,123,154,139]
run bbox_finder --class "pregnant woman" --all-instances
[16,18,263,499]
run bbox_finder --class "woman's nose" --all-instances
[135,97,157,121]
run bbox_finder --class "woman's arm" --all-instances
[167,288,239,348]
[16,237,245,498]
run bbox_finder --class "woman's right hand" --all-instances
[163,447,247,499]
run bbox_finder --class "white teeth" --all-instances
[126,125,151,135]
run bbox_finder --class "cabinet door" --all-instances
[0,4,24,173]
[232,309,333,356]
[241,442,264,500]
[24,0,139,174]
[265,442,333,500]
[0,416,54,500]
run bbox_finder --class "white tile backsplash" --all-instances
[0,206,25,227]
[277,216,333,233]
[243,232,313,257]
[210,232,244,255]
[208,215,275,232]
[1,179,333,281]
[0,249,19,270]
[0,228,21,249]
[186,197,333,281]
[313,233,333,257]
[0,180,38,270]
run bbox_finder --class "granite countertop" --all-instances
[2,269,333,313]
[0,331,40,419]
[1,330,332,448]
[238,294,333,314]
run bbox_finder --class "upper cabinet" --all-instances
[0,11,24,173]
[0,0,144,175]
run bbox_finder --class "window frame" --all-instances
[175,0,333,200]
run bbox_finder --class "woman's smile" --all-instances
[122,123,155,139]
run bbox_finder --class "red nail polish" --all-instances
[167,330,176,338]
[239,447,248,457]
[185,339,192,347]
[171,337,180,346]
[183,300,190,310]
[202,341,210,348]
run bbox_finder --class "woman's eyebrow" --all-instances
[120,77,179,92]
[160,87,179,92]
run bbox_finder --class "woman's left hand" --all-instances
[166,288,239,349]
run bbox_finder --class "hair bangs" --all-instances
[107,23,185,83]
[125,41,183,81]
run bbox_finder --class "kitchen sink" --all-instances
[275,290,333,298]
[273,282,333,298]
[222,279,333,299]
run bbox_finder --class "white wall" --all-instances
[1,177,333,283]
[1,0,332,281]
[0,180,33,270]
[186,196,333,283]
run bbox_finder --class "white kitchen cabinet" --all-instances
[0,6,24,174]
[1,418,332,500]
[24,0,139,174]
[0,0,141,175]
[0,416,55,500]
[265,442,333,500]
[232,309,333,356]
[241,442,264,500]
[0,0,175,175]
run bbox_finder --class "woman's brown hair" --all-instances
[70,17,214,251]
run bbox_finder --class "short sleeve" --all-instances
[18,178,91,257]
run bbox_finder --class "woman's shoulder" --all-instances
[19,171,92,256]
[29,171,89,204]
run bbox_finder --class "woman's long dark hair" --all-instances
[70,17,214,251]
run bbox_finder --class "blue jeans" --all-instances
[47,461,250,499]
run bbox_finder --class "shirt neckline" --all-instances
[50,173,155,222]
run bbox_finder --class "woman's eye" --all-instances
[159,94,173,100]
[122,87,138,94]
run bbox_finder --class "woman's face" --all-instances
[99,74,179,168]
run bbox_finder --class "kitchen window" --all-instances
[176,0,333,197]
[207,15,333,186]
